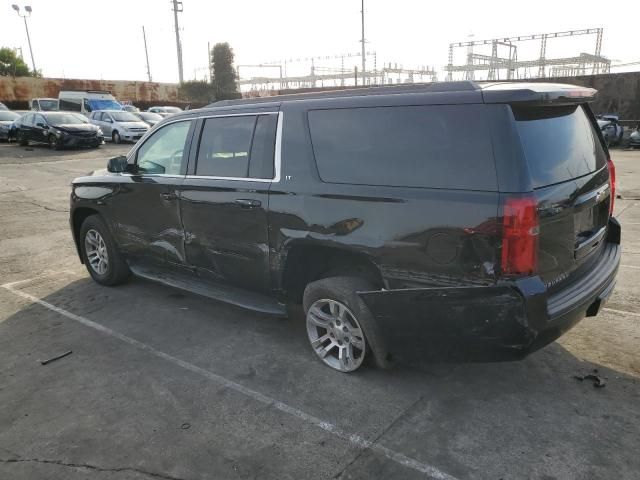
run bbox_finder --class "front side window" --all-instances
[195,116,255,177]
[136,120,192,175]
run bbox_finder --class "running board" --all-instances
[129,265,287,316]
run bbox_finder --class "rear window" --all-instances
[513,105,607,188]
[308,105,497,190]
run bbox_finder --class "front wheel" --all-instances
[112,131,121,144]
[80,215,130,286]
[303,276,388,372]
[48,135,59,150]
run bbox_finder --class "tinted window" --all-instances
[195,116,255,177]
[249,115,278,179]
[59,98,82,112]
[34,114,46,126]
[136,120,192,175]
[308,105,496,190]
[513,105,606,188]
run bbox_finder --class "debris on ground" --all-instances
[573,369,607,388]
[40,350,73,365]
[181,423,191,430]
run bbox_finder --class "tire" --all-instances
[80,214,130,286]
[48,135,59,150]
[112,131,121,144]
[303,276,389,372]
[17,131,28,146]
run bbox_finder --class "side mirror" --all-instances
[107,155,130,173]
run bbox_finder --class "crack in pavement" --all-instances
[0,457,188,480]
[0,199,68,213]
[333,395,428,479]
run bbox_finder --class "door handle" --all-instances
[160,192,178,201]
[235,198,261,208]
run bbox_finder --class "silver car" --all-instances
[132,111,163,127]
[88,110,149,144]
[148,106,183,118]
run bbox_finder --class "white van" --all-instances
[58,90,122,115]
[30,98,59,111]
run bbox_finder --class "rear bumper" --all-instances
[359,218,621,363]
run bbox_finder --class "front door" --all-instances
[179,113,279,293]
[111,118,195,268]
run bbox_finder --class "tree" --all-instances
[211,42,241,100]
[0,47,32,77]
[178,80,216,104]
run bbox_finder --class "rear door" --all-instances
[178,112,279,293]
[512,104,610,291]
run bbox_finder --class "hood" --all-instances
[630,130,640,139]
[53,123,99,133]
[118,121,149,129]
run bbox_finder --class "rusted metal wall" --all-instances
[0,76,181,108]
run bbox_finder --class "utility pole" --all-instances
[142,26,152,82]
[207,42,212,83]
[360,0,366,86]
[171,0,184,83]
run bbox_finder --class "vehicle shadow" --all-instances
[1,276,639,479]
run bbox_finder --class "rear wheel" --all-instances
[303,276,388,372]
[80,215,130,286]
[112,131,121,144]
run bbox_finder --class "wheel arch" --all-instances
[71,207,100,263]
[279,242,385,304]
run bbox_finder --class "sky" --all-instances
[1,0,638,85]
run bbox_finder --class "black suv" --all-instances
[70,82,620,372]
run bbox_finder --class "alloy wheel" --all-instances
[306,298,366,372]
[84,229,109,275]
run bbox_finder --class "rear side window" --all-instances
[308,105,496,190]
[513,105,607,188]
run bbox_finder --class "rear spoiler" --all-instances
[480,82,597,105]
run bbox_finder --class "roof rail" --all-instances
[209,81,481,108]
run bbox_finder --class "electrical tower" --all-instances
[445,28,610,81]
[172,0,184,83]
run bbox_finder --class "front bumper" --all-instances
[121,131,146,142]
[359,218,621,363]
[60,134,103,148]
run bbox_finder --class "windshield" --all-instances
[165,107,182,113]
[87,99,122,112]
[38,99,59,111]
[0,111,20,121]
[111,111,141,122]
[140,112,162,121]
[46,113,89,126]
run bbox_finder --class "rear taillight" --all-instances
[501,196,539,276]
[607,158,616,216]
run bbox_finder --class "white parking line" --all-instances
[620,264,640,270]
[2,280,457,480]
[603,307,640,318]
